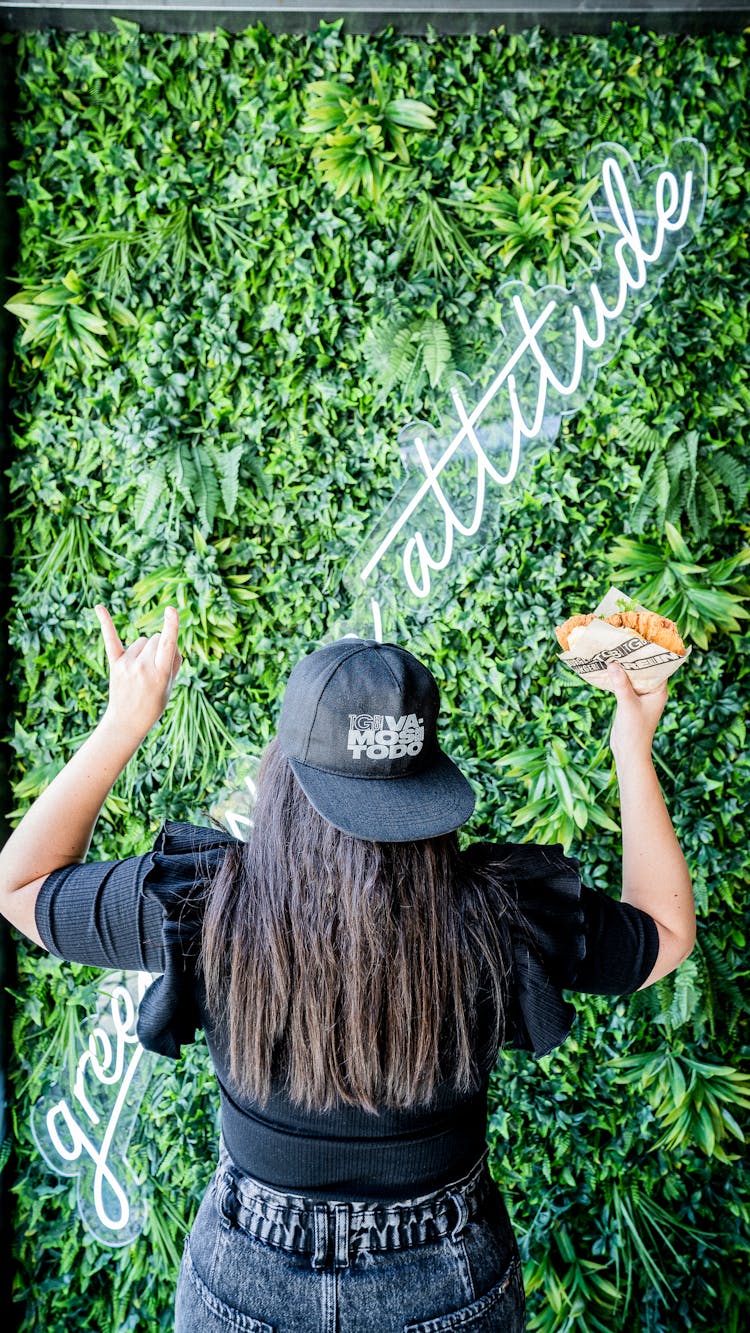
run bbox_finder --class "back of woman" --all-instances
[0,612,695,1332]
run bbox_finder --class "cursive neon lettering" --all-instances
[354,141,706,605]
[46,1099,133,1231]
[359,300,556,586]
[32,974,155,1243]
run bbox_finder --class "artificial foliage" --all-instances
[1,16,749,1332]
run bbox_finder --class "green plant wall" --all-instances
[1,17,749,1332]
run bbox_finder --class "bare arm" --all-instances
[0,605,182,947]
[606,661,695,989]
[0,715,146,945]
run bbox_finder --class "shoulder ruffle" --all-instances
[136,820,242,1060]
[466,841,586,1056]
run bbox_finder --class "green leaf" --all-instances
[385,98,437,130]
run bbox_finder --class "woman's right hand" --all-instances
[606,661,668,762]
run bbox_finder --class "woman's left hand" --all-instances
[95,604,183,740]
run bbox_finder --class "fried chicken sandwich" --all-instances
[555,610,686,657]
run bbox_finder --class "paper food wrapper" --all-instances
[558,587,691,695]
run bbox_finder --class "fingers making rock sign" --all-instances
[95,604,183,739]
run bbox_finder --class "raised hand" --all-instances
[606,661,668,763]
[95,604,183,741]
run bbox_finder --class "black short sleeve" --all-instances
[33,821,242,1060]
[567,884,660,995]
[466,840,661,1055]
[34,855,166,973]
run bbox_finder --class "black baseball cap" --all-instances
[277,638,475,842]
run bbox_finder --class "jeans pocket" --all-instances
[175,1234,276,1333]
[402,1254,526,1333]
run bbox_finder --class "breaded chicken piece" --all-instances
[556,610,685,655]
[602,611,686,656]
[554,614,594,649]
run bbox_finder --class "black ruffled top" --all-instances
[35,820,658,1198]
[131,823,653,1060]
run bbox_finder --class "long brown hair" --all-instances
[199,738,516,1114]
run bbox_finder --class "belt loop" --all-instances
[333,1203,351,1270]
[448,1189,469,1243]
[312,1204,328,1270]
[217,1178,236,1232]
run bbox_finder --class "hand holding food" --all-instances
[606,661,669,760]
[554,587,690,695]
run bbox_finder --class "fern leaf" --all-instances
[621,414,672,457]
[682,473,701,537]
[209,443,244,518]
[711,451,750,508]
[668,956,701,1029]
[190,444,220,531]
[665,435,690,485]
[390,326,420,386]
[697,933,745,1033]
[697,472,724,528]
[173,444,196,508]
[627,981,663,1026]
[681,432,699,522]
[684,429,699,474]
[363,322,413,398]
[134,461,167,530]
[670,436,696,508]
[653,456,672,516]
[420,317,452,389]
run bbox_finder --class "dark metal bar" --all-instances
[1,1,749,35]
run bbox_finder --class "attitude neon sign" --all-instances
[344,138,707,635]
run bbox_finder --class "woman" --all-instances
[0,605,695,1332]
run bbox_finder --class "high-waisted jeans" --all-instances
[174,1141,526,1332]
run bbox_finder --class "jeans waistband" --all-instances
[214,1142,494,1271]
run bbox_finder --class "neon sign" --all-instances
[31,972,156,1244]
[207,753,260,840]
[343,138,707,638]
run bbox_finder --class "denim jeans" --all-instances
[175,1141,526,1332]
